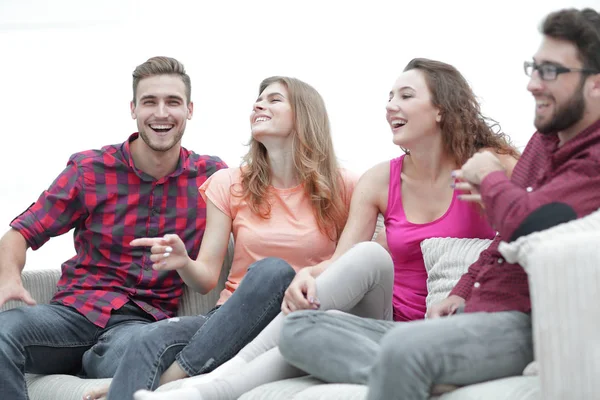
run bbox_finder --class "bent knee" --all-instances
[248,257,296,282]
[355,241,392,262]
[345,241,394,273]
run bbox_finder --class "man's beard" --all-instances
[139,127,184,152]
[536,77,585,135]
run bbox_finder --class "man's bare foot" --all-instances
[82,384,110,400]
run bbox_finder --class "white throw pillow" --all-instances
[497,207,600,380]
[421,237,492,311]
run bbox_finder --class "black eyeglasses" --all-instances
[524,61,599,81]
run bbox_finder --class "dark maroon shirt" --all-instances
[451,118,600,313]
[11,133,227,327]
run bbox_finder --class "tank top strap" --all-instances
[385,155,405,220]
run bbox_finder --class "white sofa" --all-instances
[3,216,599,399]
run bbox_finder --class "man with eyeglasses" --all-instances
[277,7,600,400]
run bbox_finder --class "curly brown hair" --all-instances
[403,58,519,166]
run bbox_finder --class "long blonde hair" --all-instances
[238,76,349,241]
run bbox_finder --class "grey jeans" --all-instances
[280,310,533,400]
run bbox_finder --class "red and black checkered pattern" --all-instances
[11,133,227,327]
[451,118,600,313]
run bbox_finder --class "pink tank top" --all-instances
[384,155,495,322]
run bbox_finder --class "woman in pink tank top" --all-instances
[385,155,496,321]
[378,60,520,321]
[282,57,520,323]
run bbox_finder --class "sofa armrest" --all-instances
[0,269,60,312]
[527,231,600,400]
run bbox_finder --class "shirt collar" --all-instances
[122,132,190,182]
[550,117,600,167]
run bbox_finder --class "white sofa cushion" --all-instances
[498,208,600,268]
[438,376,540,400]
[26,374,112,400]
[498,209,600,400]
[239,375,539,400]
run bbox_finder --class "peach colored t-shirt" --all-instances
[199,167,357,305]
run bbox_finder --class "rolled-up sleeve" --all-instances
[10,159,86,250]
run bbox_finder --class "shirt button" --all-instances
[152,208,160,216]
[526,187,533,192]
[474,282,481,288]
[498,258,504,264]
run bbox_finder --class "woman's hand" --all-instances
[130,234,191,271]
[281,267,320,315]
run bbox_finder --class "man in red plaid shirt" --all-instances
[278,8,600,400]
[0,56,227,400]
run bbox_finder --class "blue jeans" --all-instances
[280,310,533,400]
[0,301,153,400]
[107,257,296,399]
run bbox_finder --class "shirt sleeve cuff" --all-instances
[449,278,473,300]
[480,170,513,230]
[10,217,45,250]
[480,170,510,196]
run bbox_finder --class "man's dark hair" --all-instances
[132,56,191,104]
[542,8,600,71]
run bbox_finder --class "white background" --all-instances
[0,0,597,270]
